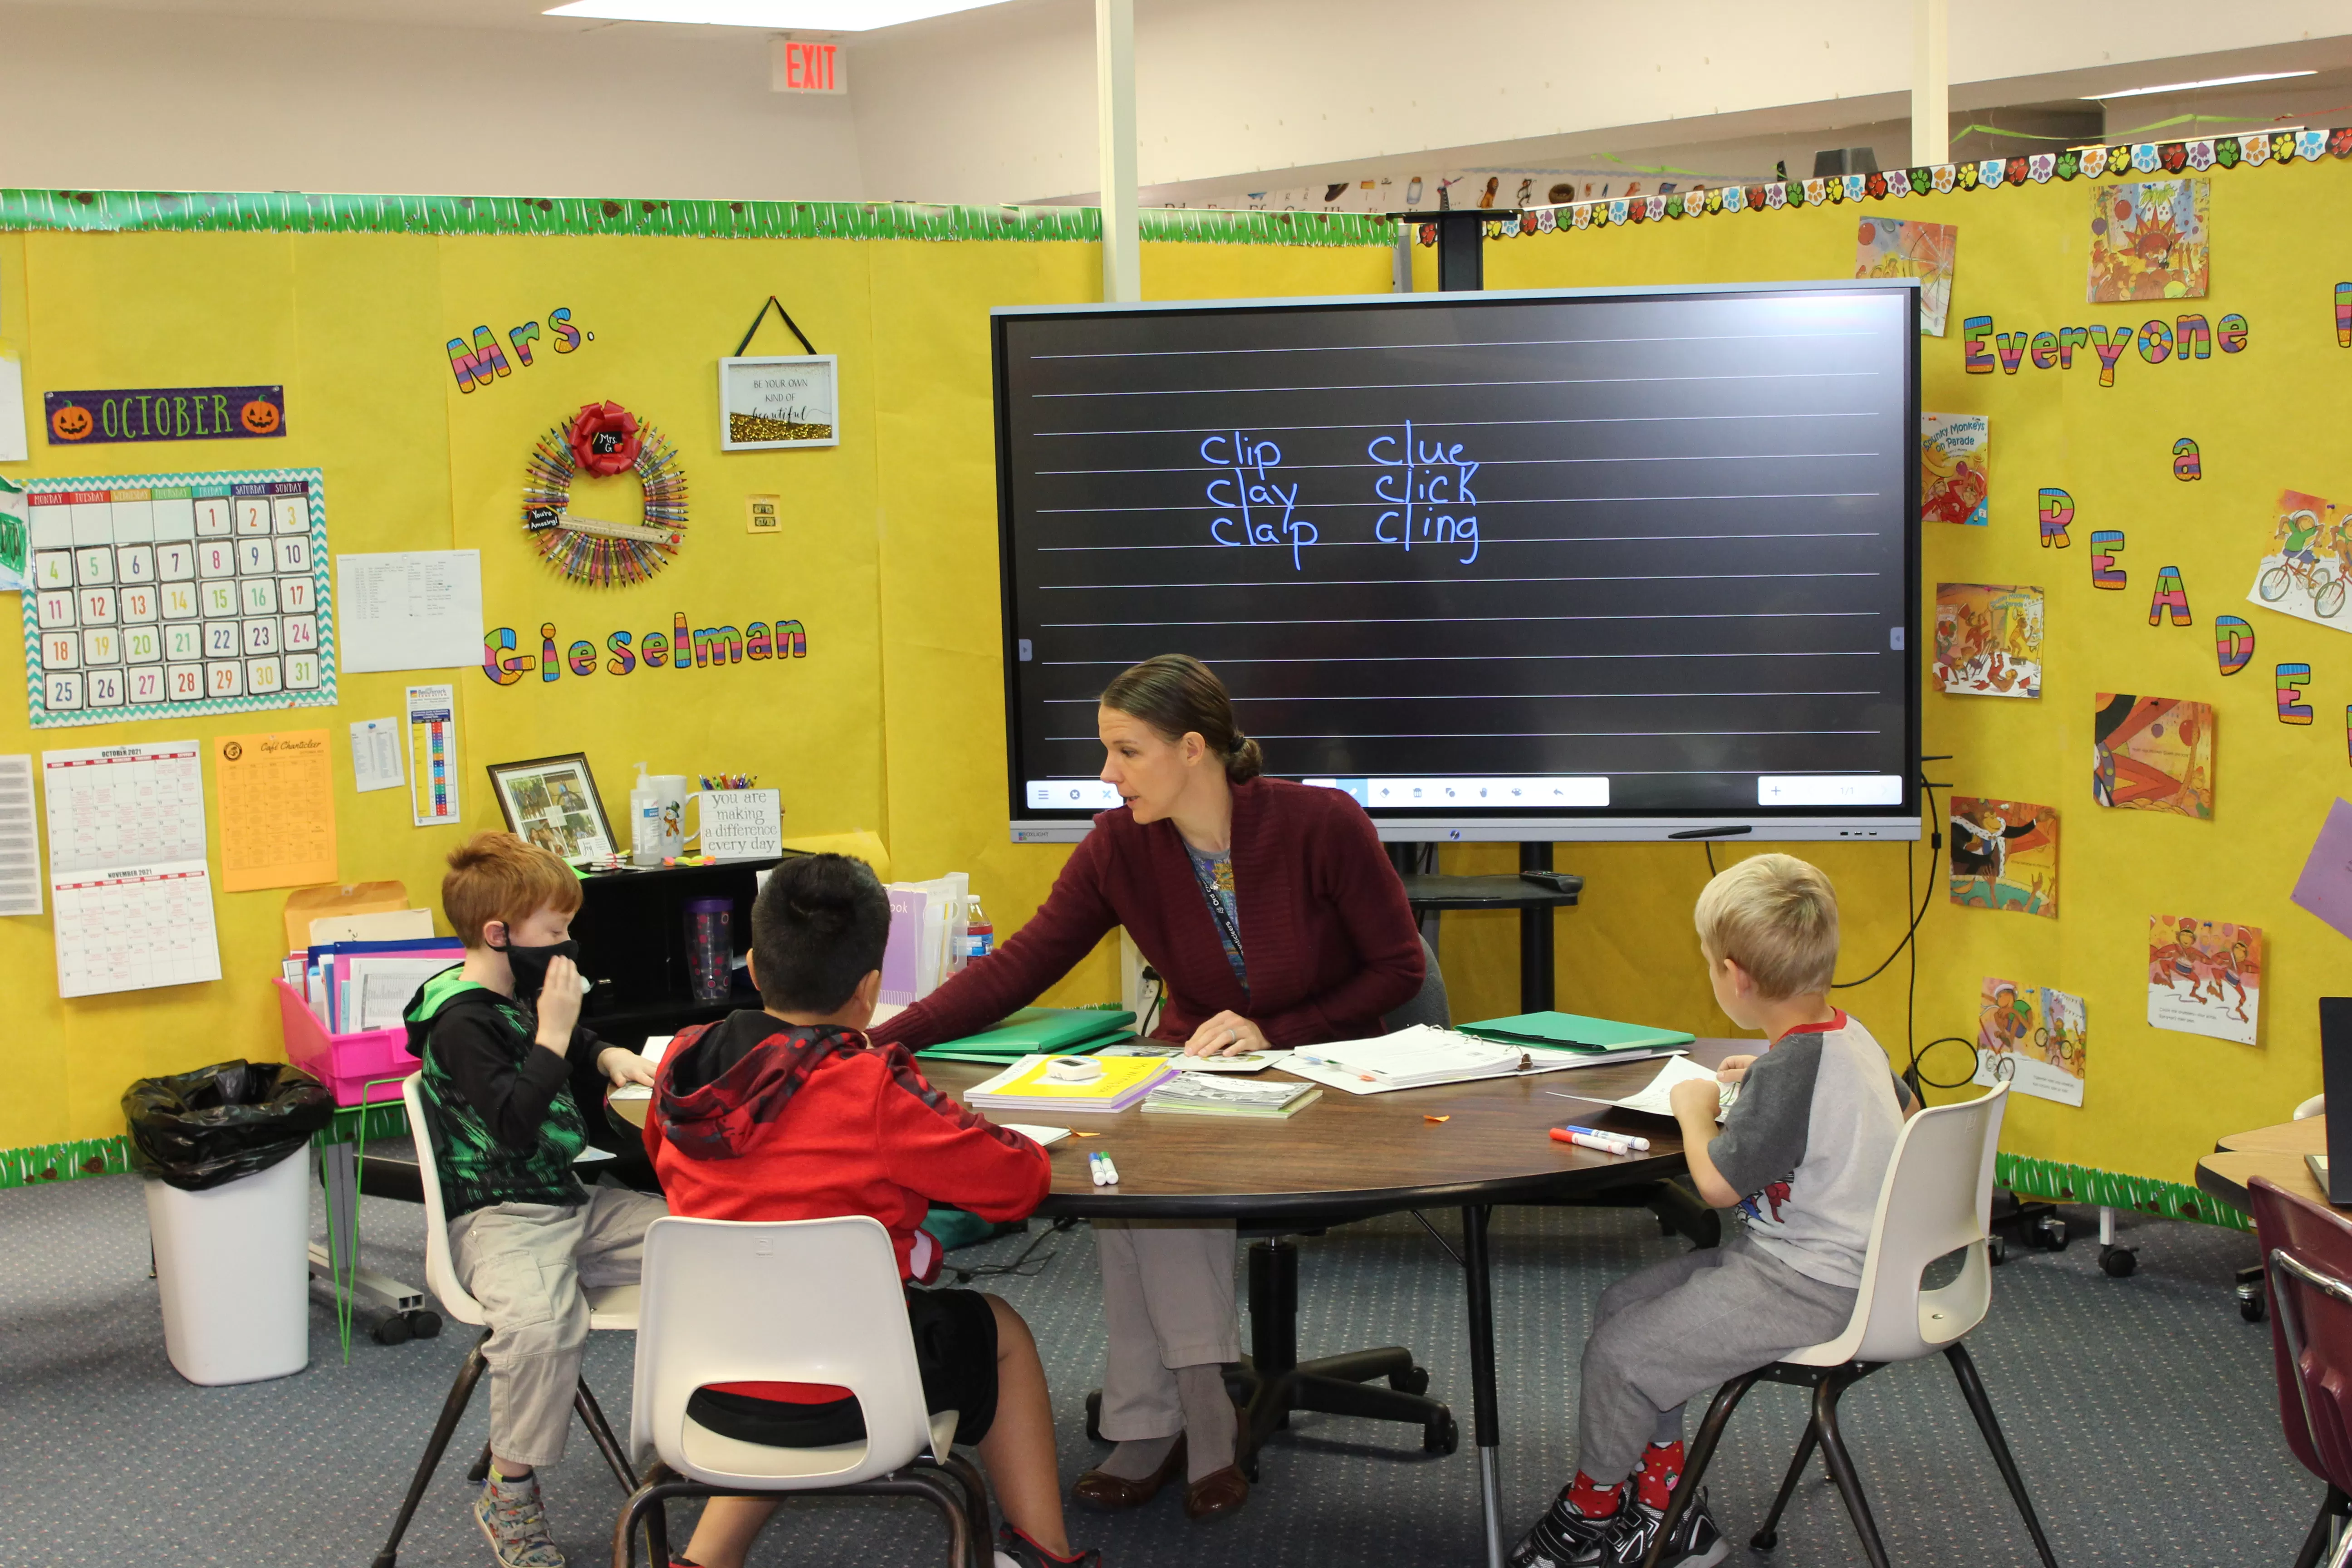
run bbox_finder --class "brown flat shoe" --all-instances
[1183,1463,1250,1521]
[1072,1435,1186,1512]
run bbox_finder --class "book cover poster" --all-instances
[2092,693,2214,818]
[1971,979,2082,1106]
[1856,216,1956,335]
[1934,583,2042,698]
[1948,797,2058,917]
[2247,489,2352,632]
[2087,178,2210,302]
[1920,413,1989,526]
[2147,915,2261,1045]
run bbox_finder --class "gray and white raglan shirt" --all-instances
[1705,1011,1909,1290]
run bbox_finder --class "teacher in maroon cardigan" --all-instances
[872,653,1423,1522]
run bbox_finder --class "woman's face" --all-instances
[1098,705,1205,823]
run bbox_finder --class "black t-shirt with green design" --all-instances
[403,966,604,1218]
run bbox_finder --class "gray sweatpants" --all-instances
[1576,1229,1857,1485]
[449,1186,669,1468]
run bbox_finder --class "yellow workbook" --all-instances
[964,1053,1174,1111]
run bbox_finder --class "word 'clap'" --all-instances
[482,614,808,685]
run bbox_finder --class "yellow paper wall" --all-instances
[1409,159,2343,1208]
[0,221,1387,1166]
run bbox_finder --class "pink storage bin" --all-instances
[274,979,417,1108]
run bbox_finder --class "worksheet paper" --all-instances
[1548,1053,1730,1121]
[215,730,337,892]
[0,755,43,916]
[337,551,485,673]
[42,740,222,998]
[405,685,460,826]
[349,716,404,793]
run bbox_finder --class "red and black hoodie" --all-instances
[642,1009,1050,1284]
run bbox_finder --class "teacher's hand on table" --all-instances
[1184,1011,1269,1057]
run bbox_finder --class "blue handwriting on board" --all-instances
[1202,432,1318,570]
[1369,421,1480,564]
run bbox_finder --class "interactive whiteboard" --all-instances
[993,281,1920,842]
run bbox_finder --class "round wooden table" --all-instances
[2197,1116,2331,1214]
[625,1039,1732,1568]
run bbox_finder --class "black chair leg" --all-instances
[2293,1487,2347,1568]
[466,1440,493,1484]
[942,1452,996,1553]
[610,1472,705,1568]
[1643,1372,1760,1568]
[574,1378,641,1493]
[1749,1415,1822,1550]
[372,1331,491,1568]
[1812,1370,1892,1568]
[1943,1343,2060,1568]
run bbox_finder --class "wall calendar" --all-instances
[20,466,336,728]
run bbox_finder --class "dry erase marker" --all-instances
[1566,1124,1651,1152]
[1550,1128,1633,1156]
[1098,1152,1121,1185]
[1088,1151,1112,1186]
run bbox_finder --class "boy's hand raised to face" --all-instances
[533,954,584,1051]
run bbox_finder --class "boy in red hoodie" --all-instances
[644,853,1098,1568]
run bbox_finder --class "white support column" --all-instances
[1095,0,1139,303]
[1911,0,1950,167]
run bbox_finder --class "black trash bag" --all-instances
[122,1060,337,1192]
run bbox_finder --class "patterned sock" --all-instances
[1565,1470,1625,1519]
[1095,1434,1178,1481]
[1635,1441,1685,1511]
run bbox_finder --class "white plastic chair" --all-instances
[370,1074,642,1568]
[611,1214,991,1568]
[1643,1083,2061,1568]
[2298,1093,2328,1122]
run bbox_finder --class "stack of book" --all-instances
[1297,1025,1530,1090]
[964,1053,1173,1113]
[1142,1073,1322,1119]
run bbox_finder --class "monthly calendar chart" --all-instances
[42,742,222,998]
[23,469,336,727]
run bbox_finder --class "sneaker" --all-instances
[1507,1491,1623,1568]
[996,1523,1102,1568]
[1599,1488,1727,1568]
[474,1472,567,1568]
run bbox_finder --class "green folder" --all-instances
[915,1007,1136,1062]
[1455,1010,1695,1053]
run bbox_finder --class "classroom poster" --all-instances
[213,730,336,892]
[2147,915,2262,1045]
[1948,796,2058,917]
[1934,583,2041,697]
[1972,980,2086,1107]
[1920,412,1989,526]
[2246,489,2352,632]
[2092,693,2214,818]
[405,684,460,827]
[2087,178,2210,301]
[1855,216,1957,335]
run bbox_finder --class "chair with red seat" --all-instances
[2248,1175,2352,1568]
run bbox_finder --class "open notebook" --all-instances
[1283,1024,1686,1097]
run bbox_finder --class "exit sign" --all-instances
[771,39,846,95]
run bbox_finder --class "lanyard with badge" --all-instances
[1186,849,1248,990]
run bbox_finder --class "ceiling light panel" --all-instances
[2086,70,2316,101]
[545,0,1005,28]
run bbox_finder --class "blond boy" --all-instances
[402,833,666,1568]
[1510,854,1913,1568]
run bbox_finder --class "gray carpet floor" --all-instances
[0,1166,2322,1567]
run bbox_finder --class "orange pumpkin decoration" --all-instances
[49,403,92,441]
[239,399,281,436]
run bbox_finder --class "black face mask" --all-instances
[492,933,578,1003]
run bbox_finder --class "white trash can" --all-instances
[144,1146,312,1386]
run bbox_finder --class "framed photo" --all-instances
[719,354,839,451]
[486,753,617,864]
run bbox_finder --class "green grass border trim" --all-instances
[1998,1151,2250,1231]
[0,189,1393,247]
[0,1135,132,1188]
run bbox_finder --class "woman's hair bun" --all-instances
[1226,732,1264,783]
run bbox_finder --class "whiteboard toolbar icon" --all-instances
[1755,775,1904,806]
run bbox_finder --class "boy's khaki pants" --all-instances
[450,1187,670,1469]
